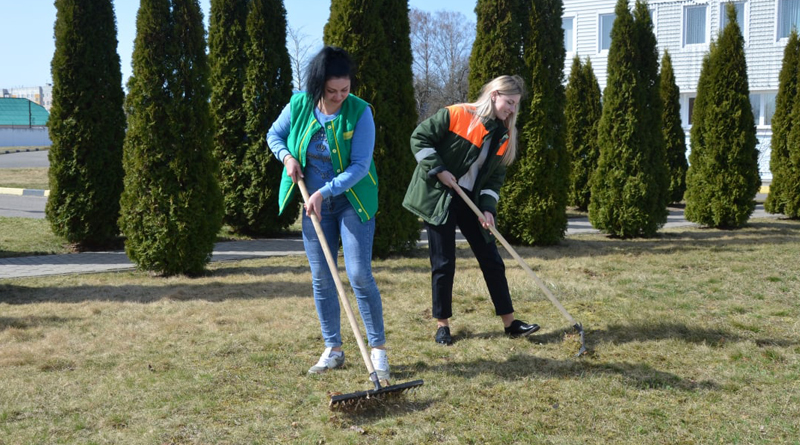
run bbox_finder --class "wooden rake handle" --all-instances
[296,179,378,381]
[451,183,579,327]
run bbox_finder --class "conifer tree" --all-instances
[634,0,669,214]
[120,0,223,275]
[659,50,688,204]
[241,0,297,235]
[47,0,126,248]
[373,0,420,255]
[497,0,568,245]
[777,56,800,218]
[589,0,668,237]
[565,56,602,210]
[209,0,250,231]
[468,0,525,100]
[765,29,800,217]
[324,0,420,256]
[685,4,760,228]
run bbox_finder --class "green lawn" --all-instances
[2,218,798,443]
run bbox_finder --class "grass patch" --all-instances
[0,167,49,190]
[1,219,799,443]
[0,217,71,257]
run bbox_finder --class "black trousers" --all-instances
[424,190,514,320]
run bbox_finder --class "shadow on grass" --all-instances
[0,278,314,305]
[504,219,800,262]
[395,320,798,392]
[330,397,437,421]
[0,250,66,259]
[392,354,717,392]
[0,315,76,331]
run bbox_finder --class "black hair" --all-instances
[304,46,357,106]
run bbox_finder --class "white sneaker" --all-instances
[370,348,390,382]
[308,347,345,374]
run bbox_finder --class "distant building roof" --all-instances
[0,98,49,126]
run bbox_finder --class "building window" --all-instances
[688,96,696,125]
[750,94,761,126]
[563,16,575,53]
[650,7,657,34]
[684,5,708,45]
[720,1,745,33]
[778,0,800,39]
[599,13,615,51]
[750,92,777,127]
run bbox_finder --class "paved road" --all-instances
[0,149,49,168]
[0,201,777,280]
[0,149,780,279]
[0,194,47,219]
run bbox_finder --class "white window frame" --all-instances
[597,11,616,53]
[719,1,749,43]
[682,4,710,48]
[777,0,800,41]
[563,15,576,57]
[750,91,777,128]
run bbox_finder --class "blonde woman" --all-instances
[403,75,539,345]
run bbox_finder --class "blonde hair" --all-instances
[462,75,525,166]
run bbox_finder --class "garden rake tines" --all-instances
[452,183,587,356]
[296,179,424,409]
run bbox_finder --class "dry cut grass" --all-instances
[1,218,799,444]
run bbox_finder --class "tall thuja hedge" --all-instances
[209,0,250,231]
[120,0,223,275]
[468,0,525,100]
[241,0,296,235]
[497,0,567,245]
[684,5,760,228]
[565,56,602,210]
[373,0,420,255]
[660,50,688,204]
[47,0,126,248]
[589,0,668,237]
[766,29,800,217]
[325,0,419,257]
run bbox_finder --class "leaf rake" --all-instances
[452,183,587,356]
[297,179,424,409]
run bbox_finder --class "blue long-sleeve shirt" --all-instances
[266,98,376,199]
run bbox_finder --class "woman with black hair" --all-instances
[266,46,390,381]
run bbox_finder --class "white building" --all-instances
[562,0,794,179]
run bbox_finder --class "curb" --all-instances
[0,147,49,155]
[0,187,49,197]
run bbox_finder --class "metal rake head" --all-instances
[329,379,424,410]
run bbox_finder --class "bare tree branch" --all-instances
[409,8,474,121]
[287,25,313,90]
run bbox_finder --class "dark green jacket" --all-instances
[278,93,378,223]
[403,105,509,225]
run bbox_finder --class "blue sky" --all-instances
[0,0,476,88]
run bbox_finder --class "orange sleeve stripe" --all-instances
[446,105,488,149]
[497,140,509,157]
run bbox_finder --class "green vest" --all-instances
[278,93,379,223]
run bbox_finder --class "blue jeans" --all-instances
[302,194,385,348]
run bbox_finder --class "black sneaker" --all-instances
[435,326,453,345]
[504,320,540,338]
